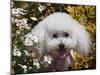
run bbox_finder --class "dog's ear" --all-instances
[76,24,91,56]
[31,21,47,58]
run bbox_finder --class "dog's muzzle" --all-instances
[58,43,67,59]
[58,48,68,59]
[57,43,74,64]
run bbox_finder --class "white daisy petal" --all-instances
[30,17,38,21]
[24,38,33,46]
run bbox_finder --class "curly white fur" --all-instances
[25,12,91,71]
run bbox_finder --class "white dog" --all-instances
[25,12,91,71]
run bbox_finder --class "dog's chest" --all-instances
[47,55,69,71]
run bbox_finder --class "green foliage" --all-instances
[11,1,96,74]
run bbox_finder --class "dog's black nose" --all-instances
[59,43,65,48]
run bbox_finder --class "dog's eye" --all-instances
[64,32,69,37]
[52,34,58,38]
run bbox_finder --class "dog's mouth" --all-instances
[57,48,69,59]
[48,47,74,64]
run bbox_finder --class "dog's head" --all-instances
[29,12,91,59]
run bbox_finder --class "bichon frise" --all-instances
[25,12,91,71]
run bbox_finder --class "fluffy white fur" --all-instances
[28,12,91,71]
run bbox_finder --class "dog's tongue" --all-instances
[57,48,74,64]
[58,48,67,59]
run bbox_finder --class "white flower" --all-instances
[38,5,46,12]
[15,18,28,27]
[24,50,30,56]
[24,33,33,46]
[12,18,29,30]
[29,67,32,69]
[12,8,26,17]
[43,55,53,64]
[30,17,38,21]
[33,59,40,69]
[24,34,38,46]
[16,30,20,34]
[32,36,38,43]
[18,64,27,73]
[24,38,33,46]
[13,46,21,57]
[25,33,33,40]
